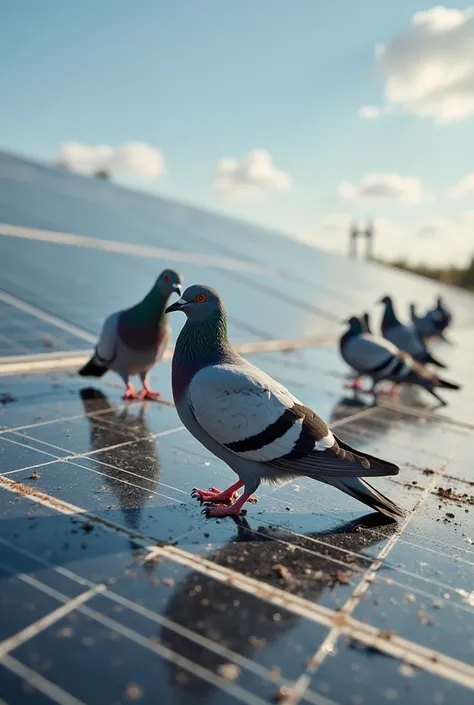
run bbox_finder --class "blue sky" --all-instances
[2,1,474,265]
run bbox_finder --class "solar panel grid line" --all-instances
[353,521,474,560]
[288,472,442,704]
[1,476,473,690]
[0,655,88,705]
[0,570,106,660]
[149,547,474,690]
[1,459,61,478]
[0,290,97,344]
[249,513,474,578]
[10,422,184,457]
[0,336,341,378]
[0,224,273,276]
[0,406,129,436]
[2,377,470,444]
[0,333,31,355]
[375,399,474,433]
[170,516,474,611]
[0,536,342,705]
[2,406,471,569]
[76,604,282,705]
[0,563,282,705]
[0,539,296,698]
[1,456,187,506]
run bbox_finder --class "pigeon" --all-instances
[431,296,452,330]
[79,269,183,400]
[165,284,405,520]
[379,295,446,369]
[340,316,460,406]
[409,303,438,340]
[343,314,371,390]
[361,312,372,334]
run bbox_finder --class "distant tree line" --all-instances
[380,255,474,291]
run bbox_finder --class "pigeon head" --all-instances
[165,284,223,322]
[342,316,364,334]
[156,269,183,298]
[379,295,392,306]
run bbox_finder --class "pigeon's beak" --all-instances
[165,297,187,314]
[172,283,183,297]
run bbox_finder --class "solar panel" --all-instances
[0,152,473,705]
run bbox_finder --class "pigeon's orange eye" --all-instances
[163,274,169,282]
[195,293,207,304]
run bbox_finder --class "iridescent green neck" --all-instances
[175,308,235,367]
[123,286,167,326]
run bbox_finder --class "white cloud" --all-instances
[213,149,292,198]
[56,142,166,179]
[338,173,429,203]
[358,105,383,120]
[361,6,474,123]
[447,173,474,198]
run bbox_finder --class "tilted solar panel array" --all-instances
[0,151,473,705]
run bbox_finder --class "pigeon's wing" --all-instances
[385,324,425,356]
[188,362,399,478]
[343,335,400,375]
[95,312,120,364]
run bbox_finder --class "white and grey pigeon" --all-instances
[340,317,460,405]
[79,269,183,400]
[166,284,405,520]
[379,295,446,369]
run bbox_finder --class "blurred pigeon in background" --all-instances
[361,312,372,334]
[410,303,438,340]
[166,284,405,520]
[379,295,446,369]
[340,316,460,406]
[79,269,182,400]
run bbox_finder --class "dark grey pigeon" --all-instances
[379,295,446,369]
[166,284,405,520]
[410,303,439,340]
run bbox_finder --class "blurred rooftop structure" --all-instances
[0,151,473,705]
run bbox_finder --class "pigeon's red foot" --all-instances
[344,377,363,391]
[123,384,139,401]
[140,383,162,401]
[140,389,162,401]
[202,492,252,517]
[192,481,243,505]
[389,384,400,399]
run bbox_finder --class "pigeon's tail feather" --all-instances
[78,356,108,378]
[335,436,400,476]
[436,376,460,391]
[333,477,406,520]
[420,351,446,369]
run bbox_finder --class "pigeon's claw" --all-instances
[344,376,363,391]
[191,484,241,504]
[140,389,162,401]
[140,382,162,401]
[123,383,139,401]
[202,492,252,517]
